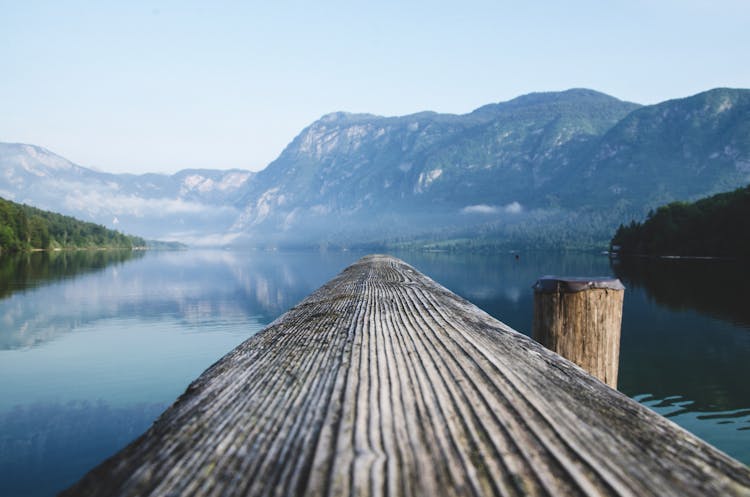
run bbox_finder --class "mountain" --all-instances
[233,89,643,246]
[572,88,750,208]
[233,88,750,248]
[0,142,253,244]
[2,88,749,249]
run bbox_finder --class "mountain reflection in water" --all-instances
[0,250,362,350]
[0,250,143,300]
[612,256,750,328]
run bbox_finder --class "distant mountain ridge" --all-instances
[233,89,642,243]
[0,142,253,244]
[570,88,750,205]
[1,87,749,248]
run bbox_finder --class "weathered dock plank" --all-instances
[61,255,750,497]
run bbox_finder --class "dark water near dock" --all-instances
[0,250,748,496]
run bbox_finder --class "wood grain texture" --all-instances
[532,284,623,388]
[61,255,750,497]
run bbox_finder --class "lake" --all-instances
[0,249,748,496]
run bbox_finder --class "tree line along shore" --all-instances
[0,196,146,253]
[611,185,750,258]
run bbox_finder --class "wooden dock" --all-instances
[62,255,750,497]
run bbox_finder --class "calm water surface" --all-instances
[0,249,748,496]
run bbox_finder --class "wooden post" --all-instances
[532,276,624,388]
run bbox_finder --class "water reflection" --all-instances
[0,250,362,350]
[0,401,166,497]
[612,256,750,327]
[0,250,367,496]
[612,256,750,416]
[0,250,142,299]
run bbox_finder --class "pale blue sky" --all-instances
[1,0,748,174]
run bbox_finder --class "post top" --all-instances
[533,276,625,293]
